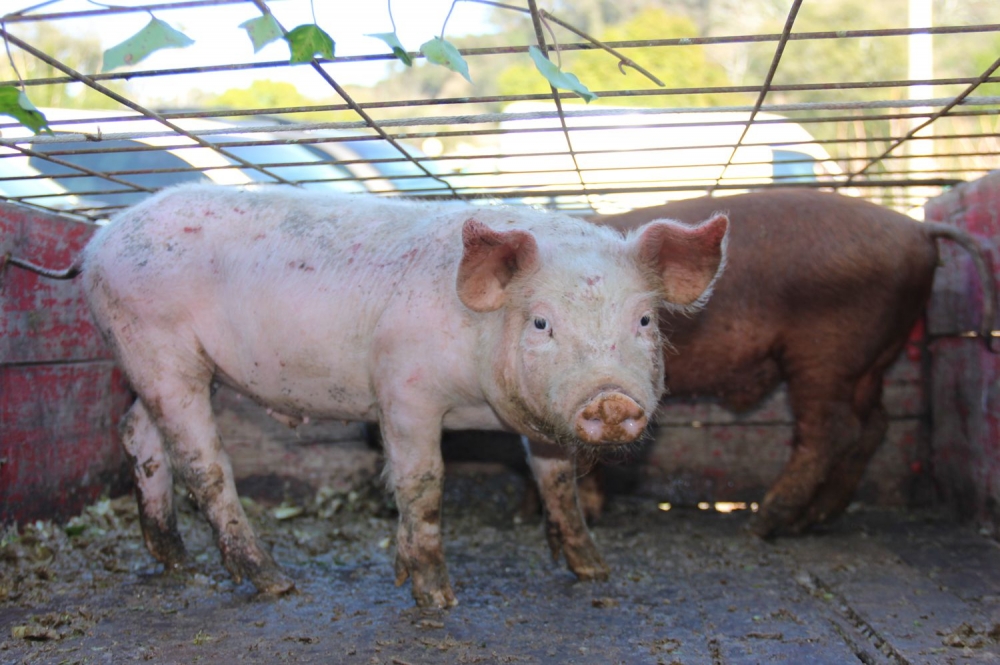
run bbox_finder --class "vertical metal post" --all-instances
[909,0,937,215]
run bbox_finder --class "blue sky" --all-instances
[4,0,496,101]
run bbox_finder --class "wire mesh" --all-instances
[0,0,998,220]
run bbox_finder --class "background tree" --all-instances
[495,8,739,108]
[0,23,127,110]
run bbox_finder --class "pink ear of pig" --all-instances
[636,213,729,307]
[457,219,539,312]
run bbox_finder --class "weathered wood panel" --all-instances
[925,171,1000,532]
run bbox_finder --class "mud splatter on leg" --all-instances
[525,438,609,581]
[120,400,186,567]
[150,380,294,595]
[380,410,455,608]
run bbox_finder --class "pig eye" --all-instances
[640,314,652,327]
[533,316,549,331]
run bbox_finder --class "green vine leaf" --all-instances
[420,37,471,82]
[240,14,284,54]
[285,24,335,64]
[368,32,412,67]
[0,87,52,135]
[528,46,598,103]
[101,17,194,72]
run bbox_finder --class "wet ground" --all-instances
[3,468,1000,665]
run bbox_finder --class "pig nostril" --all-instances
[575,392,647,444]
[620,417,647,439]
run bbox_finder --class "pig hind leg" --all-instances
[524,438,609,581]
[115,336,294,594]
[792,367,890,532]
[750,376,861,538]
[120,400,187,567]
[379,403,456,608]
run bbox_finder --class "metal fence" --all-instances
[1,0,998,220]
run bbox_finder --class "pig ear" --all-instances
[635,213,729,308]
[457,219,539,312]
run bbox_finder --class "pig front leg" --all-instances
[120,400,187,568]
[379,408,456,608]
[524,438,609,581]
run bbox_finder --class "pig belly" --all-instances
[213,360,379,422]
[197,292,381,422]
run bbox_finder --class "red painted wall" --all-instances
[1,202,130,526]
[925,171,1000,531]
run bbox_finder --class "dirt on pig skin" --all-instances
[4,464,1000,664]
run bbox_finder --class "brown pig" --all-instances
[526,188,995,577]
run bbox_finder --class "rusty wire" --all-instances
[3,24,998,89]
[245,0,461,198]
[0,27,297,190]
[710,0,802,193]
[0,1,996,219]
[526,0,586,199]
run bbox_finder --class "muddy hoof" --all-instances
[395,556,458,608]
[746,514,779,540]
[143,527,189,568]
[253,569,297,596]
[412,585,459,609]
[565,544,610,582]
[571,561,610,582]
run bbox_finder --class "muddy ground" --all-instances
[2,465,1000,665]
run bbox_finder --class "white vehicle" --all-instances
[472,102,847,214]
[0,108,363,218]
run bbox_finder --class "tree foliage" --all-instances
[0,24,127,110]
[497,9,737,108]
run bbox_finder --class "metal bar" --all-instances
[3,0,253,22]
[246,0,462,198]
[1,139,992,183]
[6,96,998,149]
[0,29,295,187]
[402,178,965,200]
[527,0,587,198]
[848,54,1000,182]
[0,146,991,187]
[1,117,995,169]
[5,65,999,107]
[711,0,802,193]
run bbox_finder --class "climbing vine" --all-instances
[0,0,664,134]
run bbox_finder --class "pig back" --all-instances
[595,189,939,397]
[81,185,480,419]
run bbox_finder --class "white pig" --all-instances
[80,184,728,607]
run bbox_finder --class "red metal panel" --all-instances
[0,362,131,524]
[1,201,130,525]
[1,202,107,364]
[925,172,1000,336]
[925,171,1000,528]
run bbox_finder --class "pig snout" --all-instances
[574,390,648,444]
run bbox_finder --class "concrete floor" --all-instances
[2,469,1000,664]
